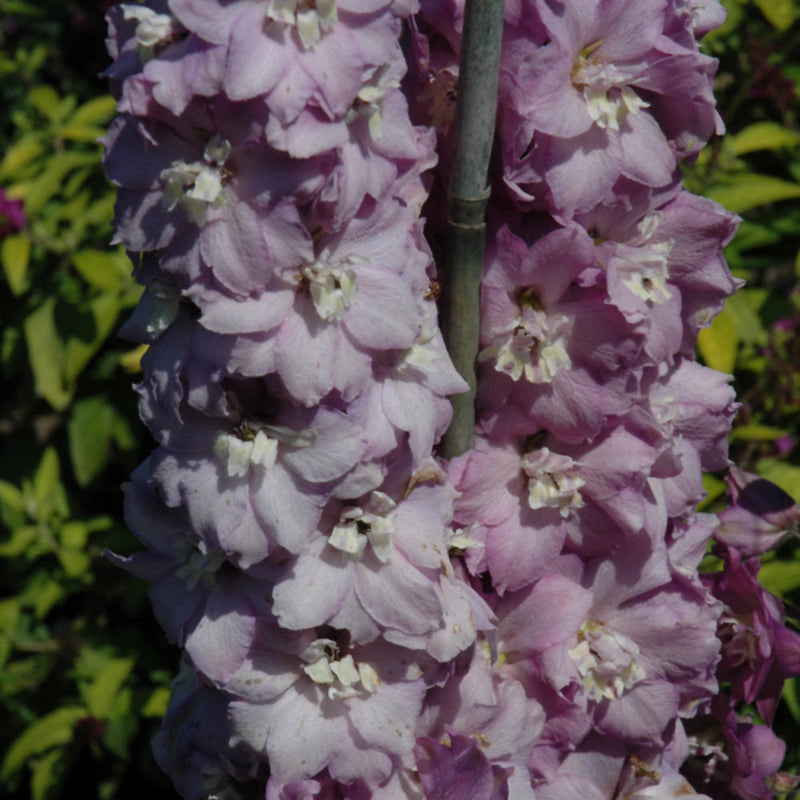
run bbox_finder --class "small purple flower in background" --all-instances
[704,546,800,724]
[0,188,25,238]
[684,694,788,800]
[715,466,800,556]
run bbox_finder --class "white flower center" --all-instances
[300,248,360,321]
[613,241,674,304]
[328,491,397,563]
[346,65,401,139]
[396,321,440,374]
[584,85,649,131]
[522,448,585,518]
[264,0,337,49]
[160,135,231,225]
[446,523,484,553]
[568,619,646,702]
[301,639,380,700]
[479,309,572,384]
[213,421,316,478]
[121,5,182,62]
[572,43,649,131]
[214,428,279,478]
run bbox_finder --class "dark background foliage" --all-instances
[0,0,798,797]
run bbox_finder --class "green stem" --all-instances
[439,0,505,459]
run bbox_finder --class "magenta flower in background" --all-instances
[0,188,25,237]
[684,694,788,800]
[715,467,800,556]
[704,547,800,724]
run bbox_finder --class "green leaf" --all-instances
[723,290,769,347]
[59,125,108,143]
[23,299,70,410]
[25,575,64,619]
[85,515,114,535]
[83,657,135,719]
[81,193,116,228]
[729,425,790,442]
[30,748,65,800]
[110,409,137,451]
[61,169,91,203]
[71,249,130,293]
[58,520,92,578]
[706,175,800,214]
[67,95,117,128]
[0,525,40,558]
[0,1,43,19]
[0,135,45,180]
[59,521,88,551]
[784,677,800,726]
[0,479,25,513]
[63,293,120,386]
[697,307,737,373]
[731,219,782,253]
[0,599,20,668]
[141,686,171,718]
[68,396,115,486]
[57,549,91,579]
[759,559,800,598]
[23,151,98,216]
[1,233,31,296]
[58,520,92,579]
[0,706,88,781]
[103,686,135,759]
[753,0,797,30]
[32,448,60,513]
[698,472,727,510]
[27,86,62,121]
[730,122,800,156]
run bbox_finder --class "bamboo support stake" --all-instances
[439,0,505,459]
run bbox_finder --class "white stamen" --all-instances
[301,639,379,700]
[300,248,361,321]
[263,0,337,49]
[213,429,279,478]
[613,242,674,304]
[121,5,182,62]
[568,620,646,702]
[573,44,649,131]
[585,85,649,131]
[160,135,231,225]
[446,524,484,552]
[522,448,585,518]
[346,64,402,139]
[479,312,572,384]
[328,491,397,563]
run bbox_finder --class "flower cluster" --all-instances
[406,0,800,797]
[103,1,493,796]
[103,1,800,799]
